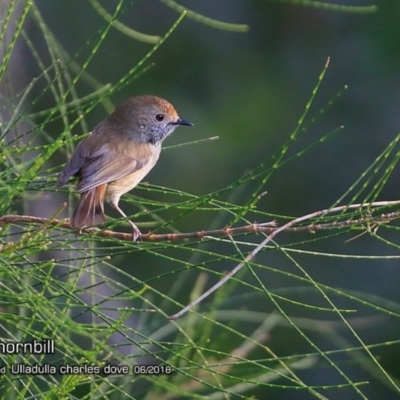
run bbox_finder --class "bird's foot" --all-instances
[129,221,142,242]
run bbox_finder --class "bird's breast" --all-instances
[104,148,160,200]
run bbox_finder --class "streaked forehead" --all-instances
[156,97,179,117]
[133,95,179,118]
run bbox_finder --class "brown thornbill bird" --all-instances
[56,95,193,240]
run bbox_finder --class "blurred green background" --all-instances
[11,0,400,398]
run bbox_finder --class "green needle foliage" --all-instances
[3,1,400,400]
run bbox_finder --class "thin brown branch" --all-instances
[168,200,400,319]
[0,200,399,243]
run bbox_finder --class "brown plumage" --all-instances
[56,95,193,240]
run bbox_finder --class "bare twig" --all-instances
[168,200,400,319]
[0,200,399,243]
[1,201,400,319]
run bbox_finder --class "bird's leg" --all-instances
[110,200,142,241]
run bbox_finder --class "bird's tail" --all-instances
[71,184,106,228]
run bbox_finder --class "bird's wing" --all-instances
[56,140,146,192]
[56,139,90,188]
[76,144,145,193]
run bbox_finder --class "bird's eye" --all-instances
[155,114,164,122]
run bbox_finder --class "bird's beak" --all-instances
[173,118,194,126]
